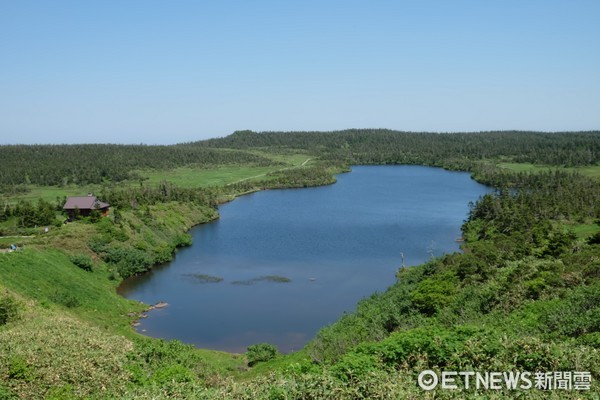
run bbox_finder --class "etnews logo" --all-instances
[418,370,592,391]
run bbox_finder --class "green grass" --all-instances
[2,149,315,205]
[0,236,34,246]
[0,248,141,333]
[139,165,279,187]
[241,349,312,379]
[138,153,314,188]
[249,150,312,166]
[0,302,136,399]
[569,222,600,238]
[573,165,600,178]
[0,208,247,398]
[498,162,600,178]
[497,162,550,172]
[3,183,106,204]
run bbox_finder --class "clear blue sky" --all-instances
[1,1,599,144]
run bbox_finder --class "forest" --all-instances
[1,130,598,190]
[0,130,598,399]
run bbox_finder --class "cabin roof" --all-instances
[63,196,110,210]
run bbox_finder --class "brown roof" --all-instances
[63,196,110,210]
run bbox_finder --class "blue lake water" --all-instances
[118,165,490,353]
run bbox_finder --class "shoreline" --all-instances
[119,164,486,351]
[119,167,348,333]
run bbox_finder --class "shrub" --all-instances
[99,247,153,278]
[410,273,457,316]
[46,385,74,400]
[331,352,379,382]
[116,250,154,278]
[540,283,600,337]
[524,278,547,299]
[246,343,279,366]
[577,332,600,348]
[0,385,18,400]
[8,357,34,382]
[0,293,20,325]
[152,364,194,384]
[153,244,175,264]
[588,232,600,245]
[50,291,81,308]
[89,209,102,223]
[174,233,192,247]
[70,254,94,272]
[108,268,121,281]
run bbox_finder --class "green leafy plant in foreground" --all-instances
[247,343,279,366]
[0,293,20,325]
[69,254,94,272]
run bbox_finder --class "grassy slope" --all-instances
[1,155,598,398]
[0,201,247,399]
[0,248,140,333]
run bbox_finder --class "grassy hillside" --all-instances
[0,201,247,399]
[1,132,599,398]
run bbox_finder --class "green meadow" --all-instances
[3,152,314,206]
[498,162,600,178]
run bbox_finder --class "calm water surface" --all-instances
[119,166,490,352]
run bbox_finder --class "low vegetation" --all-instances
[184,274,224,284]
[0,130,598,398]
[231,275,291,285]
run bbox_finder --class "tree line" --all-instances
[2,130,598,191]
[0,144,278,188]
[0,199,58,229]
[199,129,600,167]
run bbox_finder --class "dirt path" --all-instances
[228,158,312,185]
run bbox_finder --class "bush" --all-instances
[540,283,600,337]
[331,352,379,382]
[116,250,154,278]
[125,338,207,388]
[410,273,457,316]
[99,247,153,278]
[246,343,279,366]
[50,291,81,308]
[0,293,20,325]
[152,364,194,384]
[153,244,175,264]
[89,209,102,223]
[174,233,192,247]
[70,254,94,272]
[8,357,33,382]
[0,385,18,400]
[588,232,600,244]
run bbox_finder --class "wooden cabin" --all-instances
[63,195,110,220]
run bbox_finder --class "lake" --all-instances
[118,165,490,353]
